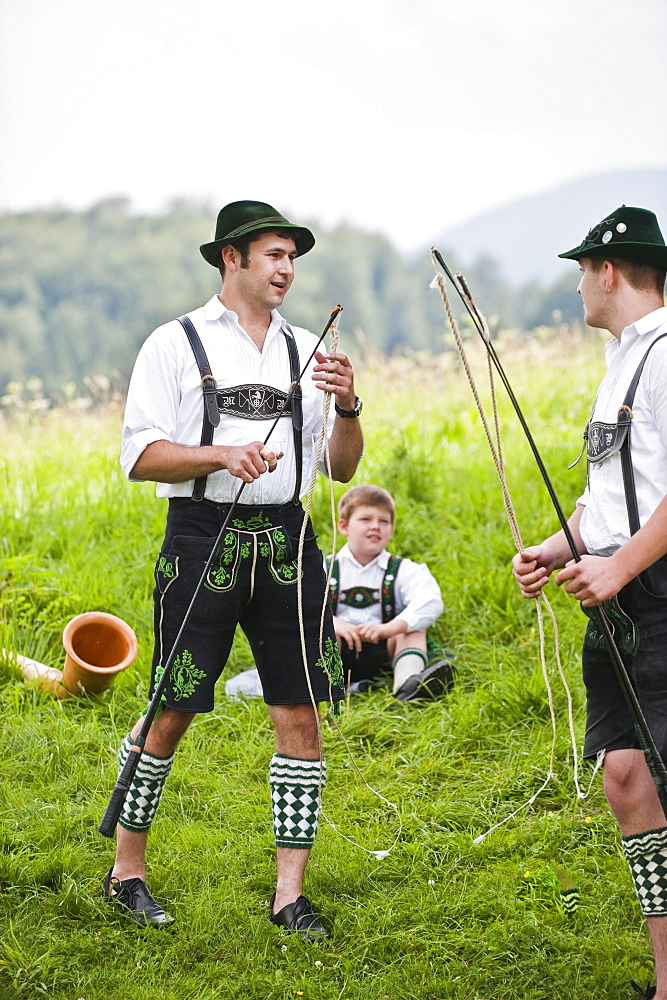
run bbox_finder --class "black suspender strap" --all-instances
[177,316,220,501]
[177,315,302,503]
[618,333,667,536]
[381,554,403,623]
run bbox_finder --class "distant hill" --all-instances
[435,169,667,286]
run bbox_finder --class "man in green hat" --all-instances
[104,200,364,938]
[513,206,667,999]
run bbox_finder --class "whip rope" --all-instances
[431,270,600,842]
[295,323,402,860]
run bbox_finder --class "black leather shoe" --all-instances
[394,659,455,701]
[103,869,175,927]
[630,981,656,1000]
[269,893,330,941]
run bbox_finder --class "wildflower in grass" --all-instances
[585,816,593,823]
[281,945,288,952]
[315,961,323,967]
[428,879,435,884]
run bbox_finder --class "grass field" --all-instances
[0,325,657,1000]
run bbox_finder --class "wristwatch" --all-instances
[335,397,363,418]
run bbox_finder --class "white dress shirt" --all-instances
[120,296,334,504]
[579,306,667,556]
[332,543,444,633]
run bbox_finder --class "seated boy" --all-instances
[331,484,453,700]
[226,484,453,702]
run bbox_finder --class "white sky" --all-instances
[1,0,665,252]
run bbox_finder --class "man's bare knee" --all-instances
[604,749,654,814]
[269,704,320,757]
[131,708,195,757]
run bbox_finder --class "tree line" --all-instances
[0,198,584,398]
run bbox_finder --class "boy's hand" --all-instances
[333,617,363,652]
[555,553,630,607]
[512,545,557,599]
[356,619,406,644]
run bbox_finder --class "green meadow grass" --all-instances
[0,327,656,999]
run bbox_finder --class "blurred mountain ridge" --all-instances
[435,168,667,286]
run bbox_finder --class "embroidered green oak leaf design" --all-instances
[171,650,206,701]
[316,636,344,690]
[272,528,287,563]
[210,565,230,587]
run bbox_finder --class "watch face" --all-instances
[337,397,362,416]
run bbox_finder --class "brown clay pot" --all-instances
[57,611,138,698]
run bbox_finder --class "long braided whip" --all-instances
[295,324,402,860]
[431,270,598,842]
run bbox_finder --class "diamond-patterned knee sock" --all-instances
[269,754,326,849]
[117,734,174,833]
[622,825,667,917]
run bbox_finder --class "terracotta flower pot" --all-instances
[59,611,138,698]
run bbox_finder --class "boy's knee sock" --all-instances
[392,647,428,695]
[117,734,175,833]
[269,753,326,849]
[622,826,667,917]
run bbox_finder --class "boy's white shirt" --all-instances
[331,543,444,633]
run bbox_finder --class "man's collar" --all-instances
[626,305,667,338]
[202,295,287,333]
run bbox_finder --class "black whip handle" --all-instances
[99,746,144,838]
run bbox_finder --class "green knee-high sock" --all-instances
[622,825,667,917]
[269,753,327,849]
[117,734,174,833]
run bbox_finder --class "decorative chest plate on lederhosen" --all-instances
[177,315,303,502]
[327,554,403,623]
[578,332,667,537]
[586,416,631,463]
[216,384,292,420]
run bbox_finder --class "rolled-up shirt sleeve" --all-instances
[394,560,444,633]
[120,324,182,481]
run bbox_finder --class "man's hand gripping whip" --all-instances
[431,247,667,823]
[99,305,343,838]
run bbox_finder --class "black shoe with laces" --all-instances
[103,869,175,927]
[269,893,330,941]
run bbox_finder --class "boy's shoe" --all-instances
[394,659,455,701]
[631,981,656,999]
[269,893,330,941]
[103,869,175,927]
[348,678,384,695]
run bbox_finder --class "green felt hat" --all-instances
[559,205,667,269]
[199,200,315,266]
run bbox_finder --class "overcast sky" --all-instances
[1,0,665,252]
